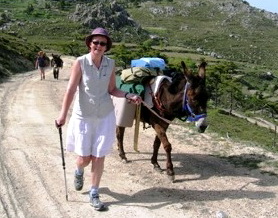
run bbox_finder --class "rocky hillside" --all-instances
[126,0,278,68]
[68,1,149,42]
[65,0,278,69]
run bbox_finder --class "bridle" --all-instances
[179,82,207,122]
[149,79,207,123]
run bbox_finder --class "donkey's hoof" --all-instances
[153,166,163,173]
[121,158,131,163]
[168,175,175,182]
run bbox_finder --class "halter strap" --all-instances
[182,82,207,122]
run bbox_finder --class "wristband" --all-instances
[125,92,129,99]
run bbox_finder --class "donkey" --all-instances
[116,61,209,181]
[50,54,63,80]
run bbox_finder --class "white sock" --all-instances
[76,168,84,175]
[90,187,99,196]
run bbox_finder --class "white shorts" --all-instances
[66,111,116,157]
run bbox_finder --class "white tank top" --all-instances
[72,53,115,119]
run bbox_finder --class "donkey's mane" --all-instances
[168,72,185,94]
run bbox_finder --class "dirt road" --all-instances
[1,56,278,218]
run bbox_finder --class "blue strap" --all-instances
[187,113,207,122]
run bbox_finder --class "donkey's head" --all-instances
[51,54,63,68]
[180,61,209,132]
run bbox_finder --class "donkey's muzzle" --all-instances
[195,117,208,133]
[197,125,208,133]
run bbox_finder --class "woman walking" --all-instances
[55,27,141,211]
[35,51,47,80]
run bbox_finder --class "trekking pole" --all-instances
[55,121,68,201]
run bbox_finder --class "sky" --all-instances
[246,0,278,13]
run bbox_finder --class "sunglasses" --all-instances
[92,41,107,46]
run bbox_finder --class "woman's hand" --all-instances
[125,93,142,105]
[55,116,66,128]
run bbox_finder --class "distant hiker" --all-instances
[55,27,141,211]
[35,51,48,80]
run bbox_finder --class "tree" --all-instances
[135,42,168,63]
[244,94,263,113]
[265,102,278,119]
[206,64,224,107]
[206,61,242,109]
[25,4,34,15]
[58,0,66,10]
[264,102,278,147]
[112,44,134,69]
[220,77,244,114]
[112,42,168,69]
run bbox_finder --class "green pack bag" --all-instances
[120,67,159,84]
[116,75,145,97]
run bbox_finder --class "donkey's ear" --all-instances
[181,61,191,78]
[198,62,207,79]
[181,61,187,71]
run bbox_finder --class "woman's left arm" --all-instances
[108,68,142,104]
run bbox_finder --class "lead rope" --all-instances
[141,100,186,127]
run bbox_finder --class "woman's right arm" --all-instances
[56,59,82,126]
[35,58,38,69]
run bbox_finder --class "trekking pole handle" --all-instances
[55,120,62,128]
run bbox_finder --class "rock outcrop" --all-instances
[69,1,148,41]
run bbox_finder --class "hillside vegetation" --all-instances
[0,33,38,80]
[1,0,278,68]
[127,0,278,69]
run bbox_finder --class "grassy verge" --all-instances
[207,108,277,153]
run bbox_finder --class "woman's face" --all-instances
[89,36,108,55]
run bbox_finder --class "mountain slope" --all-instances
[0,33,38,80]
[126,0,278,69]
[0,0,278,75]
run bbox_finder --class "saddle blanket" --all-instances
[144,75,172,108]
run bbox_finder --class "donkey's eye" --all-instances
[190,99,197,104]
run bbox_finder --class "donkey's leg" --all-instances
[153,124,174,178]
[116,126,128,163]
[151,135,162,172]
